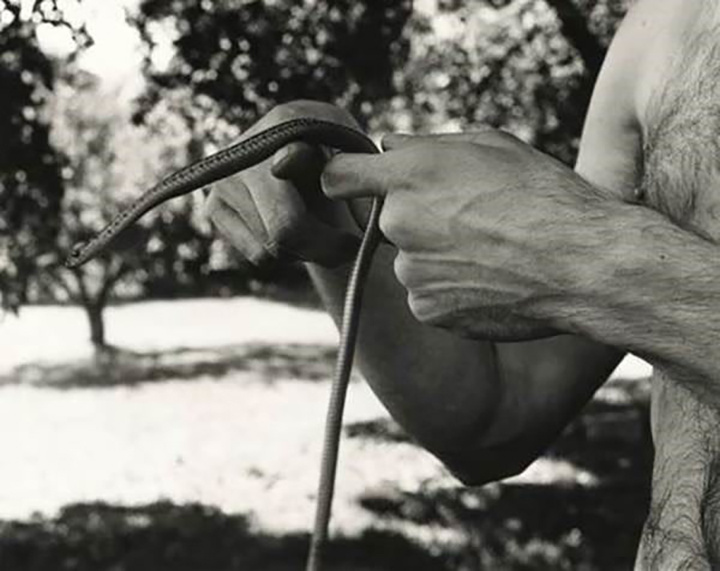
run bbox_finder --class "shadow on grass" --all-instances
[360,481,647,570]
[0,501,446,571]
[0,357,654,569]
[351,377,653,570]
[0,343,341,389]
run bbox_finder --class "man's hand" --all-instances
[322,131,623,341]
[204,100,364,267]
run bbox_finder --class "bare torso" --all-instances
[619,0,720,566]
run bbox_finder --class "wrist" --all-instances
[528,199,642,331]
[546,201,720,385]
[548,202,663,333]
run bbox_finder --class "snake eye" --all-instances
[65,243,85,268]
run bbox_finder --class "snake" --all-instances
[65,117,383,571]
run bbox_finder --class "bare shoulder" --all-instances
[576,0,711,198]
[573,0,648,196]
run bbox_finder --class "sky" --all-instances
[34,0,168,97]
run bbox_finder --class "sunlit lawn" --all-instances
[0,298,653,569]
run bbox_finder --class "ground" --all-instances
[0,298,653,570]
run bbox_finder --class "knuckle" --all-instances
[212,175,250,202]
[470,127,519,150]
[211,214,265,263]
[402,143,442,183]
[393,252,411,287]
[203,191,220,219]
[407,291,432,324]
[380,194,422,249]
[268,209,304,248]
[378,198,402,242]
[393,252,422,294]
[496,128,519,141]
[490,129,522,147]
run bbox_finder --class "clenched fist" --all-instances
[204,100,367,267]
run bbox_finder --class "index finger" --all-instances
[321,152,396,200]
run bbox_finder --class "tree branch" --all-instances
[43,268,77,300]
[543,0,606,78]
[99,259,131,304]
[69,266,91,306]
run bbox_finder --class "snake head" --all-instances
[65,243,87,268]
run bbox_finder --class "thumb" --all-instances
[270,141,326,181]
[320,152,392,200]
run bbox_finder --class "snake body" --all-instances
[65,118,384,571]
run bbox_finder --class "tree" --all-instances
[130,0,412,138]
[0,0,85,310]
[36,70,199,350]
[393,0,628,162]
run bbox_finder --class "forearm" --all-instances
[306,243,504,460]
[547,200,720,401]
[307,242,621,483]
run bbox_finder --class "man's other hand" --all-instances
[204,100,364,268]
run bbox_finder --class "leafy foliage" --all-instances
[394,0,629,162]
[132,0,413,134]
[132,0,628,163]
[0,0,78,309]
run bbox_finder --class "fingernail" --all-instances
[320,156,344,196]
[272,146,290,167]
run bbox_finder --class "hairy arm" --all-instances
[305,12,650,480]
[543,206,720,401]
[306,0,673,482]
[308,250,620,483]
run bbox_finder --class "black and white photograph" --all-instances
[0,0,716,569]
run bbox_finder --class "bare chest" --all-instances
[641,19,720,240]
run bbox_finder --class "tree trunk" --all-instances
[85,302,106,350]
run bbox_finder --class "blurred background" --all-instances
[0,0,654,569]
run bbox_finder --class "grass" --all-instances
[0,298,653,569]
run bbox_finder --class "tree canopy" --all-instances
[132,0,628,162]
[0,0,88,309]
[132,0,413,134]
